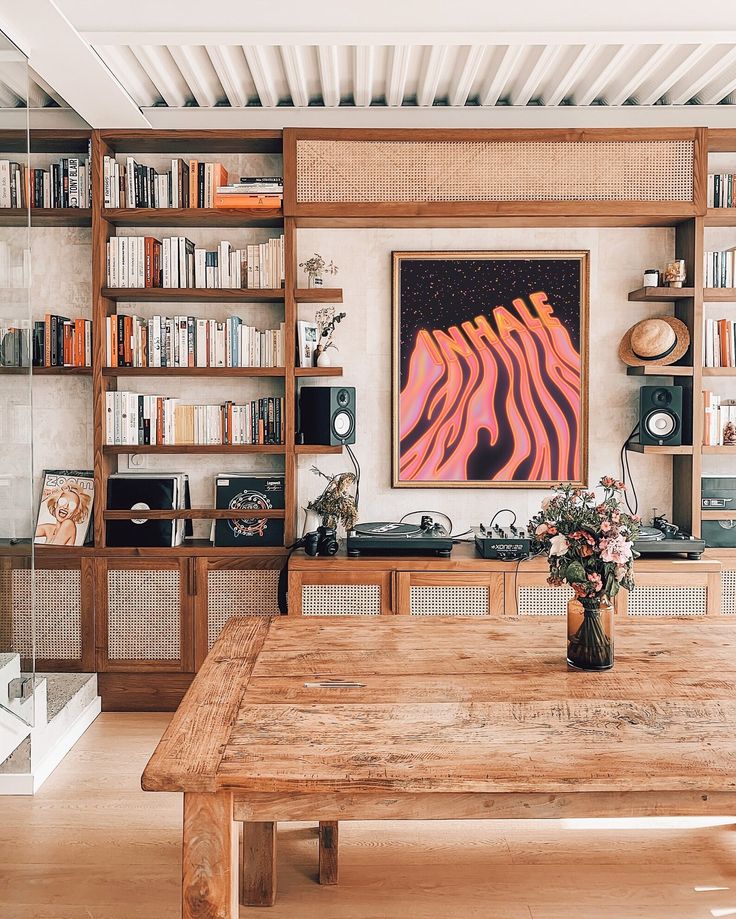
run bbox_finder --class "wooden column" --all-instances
[241,821,277,907]
[182,792,238,919]
[319,820,339,885]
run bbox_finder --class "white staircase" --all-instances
[0,655,100,795]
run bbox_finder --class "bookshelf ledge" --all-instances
[0,207,92,227]
[702,445,736,454]
[294,288,344,303]
[103,444,285,455]
[103,367,286,377]
[705,209,736,227]
[704,289,736,301]
[294,444,344,454]
[295,367,344,377]
[627,287,697,301]
[626,365,694,377]
[102,287,286,303]
[103,508,286,520]
[101,207,283,228]
[625,442,694,455]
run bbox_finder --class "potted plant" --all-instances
[528,477,640,670]
[299,253,338,289]
[314,307,347,367]
[306,466,358,531]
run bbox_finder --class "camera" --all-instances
[302,525,339,557]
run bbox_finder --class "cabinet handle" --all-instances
[187,558,196,596]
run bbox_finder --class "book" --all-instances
[212,473,285,547]
[34,469,94,546]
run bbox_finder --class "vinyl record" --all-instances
[636,527,665,541]
[353,522,421,537]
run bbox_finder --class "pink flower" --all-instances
[549,534,569,556]
[600,520,611,533]
[587,572,603,591]
[535,523,549,536]
[600,534,633,565]
[611,511,620,523]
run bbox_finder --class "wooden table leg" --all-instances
[319,821,338,885]
[182,792,238,919]
[241,821,277,907]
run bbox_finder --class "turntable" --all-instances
[633,522,705,559]
[346,521,453,557]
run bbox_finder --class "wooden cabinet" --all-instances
[394,572,504,616]
[287,567,391,617]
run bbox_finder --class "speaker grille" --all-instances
[302,583,380,615]
[107,568,180,660]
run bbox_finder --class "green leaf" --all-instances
[565,560,587,583]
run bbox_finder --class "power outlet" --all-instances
[128,453,147,469]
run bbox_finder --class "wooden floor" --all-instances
[2,714,736,918]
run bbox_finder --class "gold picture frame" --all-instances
[392,250,589,488]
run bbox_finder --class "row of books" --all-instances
[703,392,736,446]
[102,155,282,209]
[104,393,285,446]
[105,315,285,368]
[704,249,736,288]
[33,315,92,367]
[704,318,736,368]
[105,235,285,289]
[0,159,92,209]
[0,321,29,366]
[707,174,736,209]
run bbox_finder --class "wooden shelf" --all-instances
[625,442,693,454]
[0,207,92,227]
[703,367,736,376]
[295,366,344,377]
[294,288,343,303]
[103,366,285,377]
[102,287,286,303]
[101,207,283,228]
[626,365,693,377]
[294,444,344,454]
[104,508,285,520]
[701,510,736,520]
[704,289,736,301]
[705,209,736,227]
[98,130,282,155]
[702,445,736,454]
[627,287,696,301]
[0,365,92,375]
[103,444,285,454]
[97,541,289,558]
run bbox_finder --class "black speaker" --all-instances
[639,385,683,446]
[299,386,356,446]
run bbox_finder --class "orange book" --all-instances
[213,193,282,209]
[189,160,198,208]
[123,315,133,366]
[44,313,52,366]
[63,321,73,366]
[74,318,85,366]
[108,316,117,368]
[719,319,730,367]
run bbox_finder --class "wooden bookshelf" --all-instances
[101,207,283,228]
[1,365,92,375]
[703,367,736,376]
[102,444,286,455]
[0,207,92,227]
[625,442,694,455]
[705,209,736,227]
[702,445,736,455]
[102,366,285,377]
[103,508,285,520]
[627,287,696,301]
[704,289,736,301]
[295,366,344,377]
[295,444,344,455]
[626,365,694,377]
[102,287,286,302]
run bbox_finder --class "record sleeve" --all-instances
[213,474,284,548]
[106,475,179,547]
[34,469,94,547]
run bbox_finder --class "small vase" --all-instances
[316,348,332,367]
[567,595,614,671]
[308,274,323,288]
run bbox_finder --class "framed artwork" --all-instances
[297,320,319,367]
[393,251,589,488]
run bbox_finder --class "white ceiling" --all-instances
[4,1,736,127]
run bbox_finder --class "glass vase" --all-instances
[566,595,614,671]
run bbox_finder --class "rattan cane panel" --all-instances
[410,585,489,616]
[627,585,707,617]
[721,570,736,615]
[3,569,81,659]
[107,568,180,660]
[517,585,571,616]
[207,569,279,649]
[296,139,694,203]
[302,583,381,616]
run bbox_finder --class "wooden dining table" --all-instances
[142,614,736,917]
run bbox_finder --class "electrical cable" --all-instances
[344,441,360,510]
[399,509,453,536]
[486,508,517,531]
[620,422,640,516]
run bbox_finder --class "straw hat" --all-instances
[618,317,690,367]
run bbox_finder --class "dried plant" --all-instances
[299,253,338,278]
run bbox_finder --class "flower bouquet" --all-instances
[528,477,640,670]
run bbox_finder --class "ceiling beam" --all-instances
[98,44,159,108]
[698,66,736,106]
[387,45,411,107]
[481,45,525,106]
[354,46,374,107]
[512,44,561,105]
[576,45,637,106]
[606,44,674,106]
[1,0,149,127]
[417,44,447,107]
[280,46,309,108]
[243,45,279,107]
[637,44,713,105]
[669,45,736,104]
[167,45,221,108]
[129,45,189,109]
[206,45,247,107]
[317,45,340,107]
[450,45,485,106]
[544,44,598,106]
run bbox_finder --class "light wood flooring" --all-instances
[2,713,736,918]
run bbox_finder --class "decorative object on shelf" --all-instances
[529,477,640,671]
[299,253,338,288]
[618,316,690,367]
[34,470,94,547]
[307,465,358,531]
[212,474,285,548]
[642,268,660,288]
[662,259,687,287]
[393,251,589,487]
[314,306,347,368]
[297,319,319,367]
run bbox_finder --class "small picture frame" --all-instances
[297,320,319,368]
